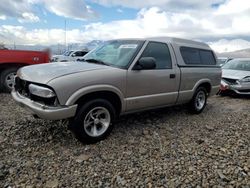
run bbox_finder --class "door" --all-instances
[126,41,179,111]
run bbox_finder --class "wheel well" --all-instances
[0,63,27,72]
[75,91,122,116]
[198,82,211,94]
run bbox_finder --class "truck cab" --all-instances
[0,49,50,92]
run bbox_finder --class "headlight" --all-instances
[240,76,250,82]
[220,80,229,90]
[29,84,55,98]
[51,57,58,62]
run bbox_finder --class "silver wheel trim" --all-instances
[5,72,16,89]
[195,90,206,110]
[83,107,111,137]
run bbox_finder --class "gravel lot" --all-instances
[0,93,249,187]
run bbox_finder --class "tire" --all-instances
[70,99,116,144]
[188,87,208,114]
[0,67,18,93]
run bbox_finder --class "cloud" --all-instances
[215,0,250,15]
[42,0,98,20]
[209,39,250,53]
[0,0,34,22]
[117,8,123,13]
[0,0,98,22]
[81,5,250,40]
[18,12,40,23]
[85,0,250,40]
[1,0,250,53]
[0,25,86,45]
[0,15,6,20]
[1,6,250,49]
[93,0,224,10]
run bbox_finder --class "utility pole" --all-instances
[64,20,67,51]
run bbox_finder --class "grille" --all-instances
[238,89,250,93]
[222,78,238,85]
[14,77,57,106]
[14,77,31,97]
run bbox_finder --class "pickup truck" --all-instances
[0,49,50,92]
[51,50,89,62]
[12,37,221,143]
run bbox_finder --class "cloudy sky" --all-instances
[1,0,250,52]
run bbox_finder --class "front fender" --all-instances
[65,84,126,111]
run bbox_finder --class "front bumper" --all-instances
[220,80,250,95]
[11,91,77,120]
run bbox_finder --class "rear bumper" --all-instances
[11,91,77,120]
[210,85,220,96]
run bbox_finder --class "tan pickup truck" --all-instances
[12,37,221,143]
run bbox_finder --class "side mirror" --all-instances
[133,57,156,70]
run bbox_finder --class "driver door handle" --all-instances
[170,74,176,79]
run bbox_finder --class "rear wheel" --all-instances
[0,67,18,93]
[70,99,116,144]
[189,87,208,114]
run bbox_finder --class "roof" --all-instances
[146,37,209,48]
[113,37,210,49]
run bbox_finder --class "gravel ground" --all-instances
[0,93,249,187]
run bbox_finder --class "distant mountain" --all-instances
[5,40,104,55]
[217,48,250,58]
[85,40,104,50]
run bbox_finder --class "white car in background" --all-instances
[217,57,233,66]
[220,58,250,95]
[51,50,89,62]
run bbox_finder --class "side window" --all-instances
[180,47,216,65]
[82,51,88,56]
[200,50,216,65]
[73,51,83,57]
[180,47,200,64]
[141,42,172,69]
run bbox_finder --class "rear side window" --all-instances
[180,47,216,65]
[141,42,172,69]
[200,50,216,65]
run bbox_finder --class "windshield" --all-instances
[222,59,250,71]
[83,40,144,68]
[63,51,73,56]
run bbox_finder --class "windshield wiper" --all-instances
[83,58,110,66]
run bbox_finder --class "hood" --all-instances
[222,69,250,80]
[52,55,68,61]
[18,62,111,84]
[52,55,66,58]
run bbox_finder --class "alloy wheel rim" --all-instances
[83,107,111,137]
[5,72,16,89]
[195,91,206,110]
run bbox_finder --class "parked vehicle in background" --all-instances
[217,57,233,66]
[51,50,89,62]
[220,58,250,95]
[12,37,221,143]
[0,49,50,92]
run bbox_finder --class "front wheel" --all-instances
[0,67,18,93]
[70,99,116,144]
[188,87,208,114]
